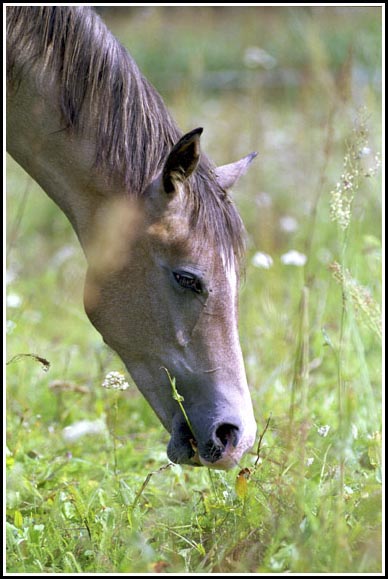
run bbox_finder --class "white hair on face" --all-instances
[220,251,238,306]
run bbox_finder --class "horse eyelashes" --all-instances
[173,271,203,294]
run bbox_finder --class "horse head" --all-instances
[84,129,257,469]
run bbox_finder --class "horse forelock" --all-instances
[6,5,245,271]
[188,164,246,272]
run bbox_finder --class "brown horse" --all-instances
[6,6,257,469]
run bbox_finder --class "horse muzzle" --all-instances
[167,412,257,470]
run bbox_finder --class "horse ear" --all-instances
[162,128,203,194]
[215,152,258,190]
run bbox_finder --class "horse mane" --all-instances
[6,6,245,267]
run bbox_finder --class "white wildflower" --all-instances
[329,177,354,230]
[251,251,273,269]
[317,425,330,437]
[7,293,22,308]
[243,46,277,70]
[62,419,107,442]
[279,216,298,233]
[280,250,307,267]
[360,146,371,157]
[306,457,315,467]
[102,371,129,391]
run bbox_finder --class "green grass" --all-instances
[6,6,382,574]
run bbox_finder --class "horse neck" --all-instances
[7,68,126,253]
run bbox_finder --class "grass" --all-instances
[5,6,382,574]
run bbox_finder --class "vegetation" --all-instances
[6,6,382,573]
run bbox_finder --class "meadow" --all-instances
[5,6,382,574]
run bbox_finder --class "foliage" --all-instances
[6,6,382,574]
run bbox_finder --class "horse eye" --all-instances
[173,271,203,294]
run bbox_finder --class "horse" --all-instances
[6,6,257,470]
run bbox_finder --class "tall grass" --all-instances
[6,6,382,573]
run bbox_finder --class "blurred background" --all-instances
[7,4,382,391]
[6,3,382,434]
[6,6,382,573]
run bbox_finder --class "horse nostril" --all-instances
[215,423,239,448]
